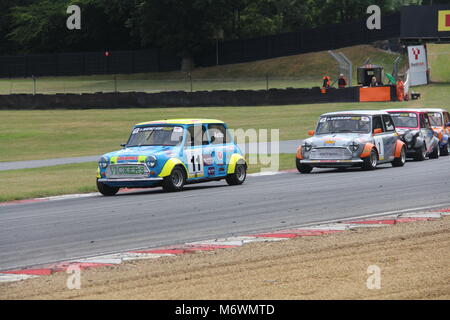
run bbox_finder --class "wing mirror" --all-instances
[210,136,216,143]
[308,130,315,136]
[373,128,382,135]
[120,143,126,147]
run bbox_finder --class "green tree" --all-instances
[7,0,139,54]
[130,0,234,71]
[0,0,33,54]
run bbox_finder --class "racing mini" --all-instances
[296,110,406,173]
[97,119,247,196]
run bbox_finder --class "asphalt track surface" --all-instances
[0,140,302,171]
[1,156,449,271]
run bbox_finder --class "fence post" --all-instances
[32,75,36,95]
[188,73,193,92]
[266,73,269,91]
[114,75,117,93]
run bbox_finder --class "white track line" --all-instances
[1,203,448,284]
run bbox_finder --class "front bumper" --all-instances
[300,159,364,167]
[98,177,163,188]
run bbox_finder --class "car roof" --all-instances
[135,119,225,126]
[383,108,427,113]
[421,108,447,112]
[321,110,389,116]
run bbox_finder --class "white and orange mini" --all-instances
[296,111,406,173]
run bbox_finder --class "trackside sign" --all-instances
[407,45,428,86]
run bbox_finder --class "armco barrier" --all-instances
[0,87,363,109]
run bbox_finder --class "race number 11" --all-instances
[185,149,203,174]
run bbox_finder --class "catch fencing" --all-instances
[0,13,401,78]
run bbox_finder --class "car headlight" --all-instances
[146,155,157,168]
[349,141,359,152]
[98,157,109,168]
[302,142,313,152]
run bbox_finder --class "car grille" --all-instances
[106,164,149,179]
[309,148,352,160]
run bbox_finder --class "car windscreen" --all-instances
[127,126,184,147]
[389,113,418,128]
[427,112,443,126]
[316,116,371,134]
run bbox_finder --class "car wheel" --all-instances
[392,146,406,167]
[96,179,119,196]
[440,143,449,156]
[429,144,440,159]
[414,145,427,161]
[226,163,247,185]
[162,166,186,192]
[296,158,313,173]
[362,149,378,170]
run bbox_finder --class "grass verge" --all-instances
[1,84,449,163]
[0,154,296,202]
[0,45,403,94]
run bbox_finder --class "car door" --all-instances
[184,124,208,179]
[372,115,388,161]
[419,113,434,153]
[206,123,231,177]
[444,111,450,135]
[382,114,397,161]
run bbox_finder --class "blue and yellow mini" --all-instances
[96,119,247,196]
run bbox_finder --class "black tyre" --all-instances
[441,143,450,156]
[414,145,427,161]
[96,179,119,196]
[226,163,247,185]
[392,146,406,167]
[362,149,378,170]
[429,144,440,159]
[162,166,186,192]
[296,158,313,173]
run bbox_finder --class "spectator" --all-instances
[322,75,331,89]
[338,73,347,88]
[370,76,378,87]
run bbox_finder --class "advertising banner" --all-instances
[407,45,428,86]
[401,5,450,38]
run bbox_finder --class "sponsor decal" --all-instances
[411,48,420,60]
[164,151,176,157]
[118,156,138,161]
[391,113,417,118]
[322,116,366,121]
[208,167,215,175]
[218,167,225,172]
[203,154,213,166]
[134,126,175,133]
[438,10,450,32]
